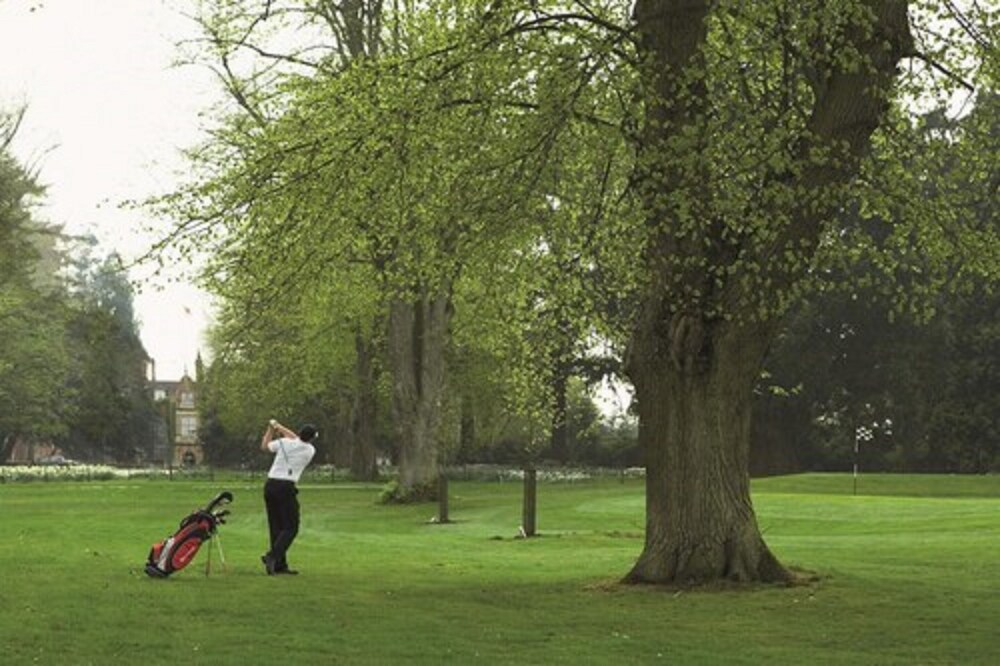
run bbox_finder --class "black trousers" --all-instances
[264,478,300,570]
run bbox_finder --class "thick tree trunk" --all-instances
[627,0,785,585]
[350,330,379,481]
[387,290,450,500]
[626,314,790,584]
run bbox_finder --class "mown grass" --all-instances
[0,473,997,665]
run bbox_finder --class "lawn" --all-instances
[1,473,998,665]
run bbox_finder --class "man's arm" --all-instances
[271,419,299,440]
[260,422,276,451]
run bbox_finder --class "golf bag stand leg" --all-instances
[214,532,227,572]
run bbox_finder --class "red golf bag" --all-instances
[145,491,232,578]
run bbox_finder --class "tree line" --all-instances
[0,109,154,465]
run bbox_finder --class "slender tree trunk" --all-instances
[549,315,573,464]
[550,362,569,463]
[350,330,379,481]
[387,288,450,500]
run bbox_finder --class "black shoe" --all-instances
[274,568,299,575]
[262,554,277,575]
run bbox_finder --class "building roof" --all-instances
[151,381,182,395]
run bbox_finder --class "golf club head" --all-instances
[205,490,234,513]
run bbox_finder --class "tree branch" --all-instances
[907,50,976,92]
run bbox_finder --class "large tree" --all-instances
[166,1,467,492]
[61,251,156,462]
[1,111,153,463]
[160,0,389,479]
[0,109,72,456]
[422,0,994,583]
[620,0,914,583]
[160,1,578,497]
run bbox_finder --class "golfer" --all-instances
[260,418,317,575]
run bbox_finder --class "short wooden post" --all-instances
[437,473,451,524]
[522,466,537,537]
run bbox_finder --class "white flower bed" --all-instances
[0,463,646,484]
[449,465,646,483]
[0,464,118,482]
[0,465,183,482]
[497,469,593,483]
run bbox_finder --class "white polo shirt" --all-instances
[266,437,316,483]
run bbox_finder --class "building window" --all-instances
[154,389,166,401]
[179,391,195,409]
[178,414,199,440]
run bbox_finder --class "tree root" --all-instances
[622,536,794,587]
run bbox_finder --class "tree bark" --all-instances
[387,289,450,500]
[626,315,789,583]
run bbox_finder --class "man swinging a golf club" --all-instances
[261,418,317,575]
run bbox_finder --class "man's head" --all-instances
[298,424,318,443]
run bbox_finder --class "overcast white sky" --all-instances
[0,0,215,380]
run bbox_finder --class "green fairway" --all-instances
[1,473,998,665]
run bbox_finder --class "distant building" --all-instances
[150,372,204,467]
